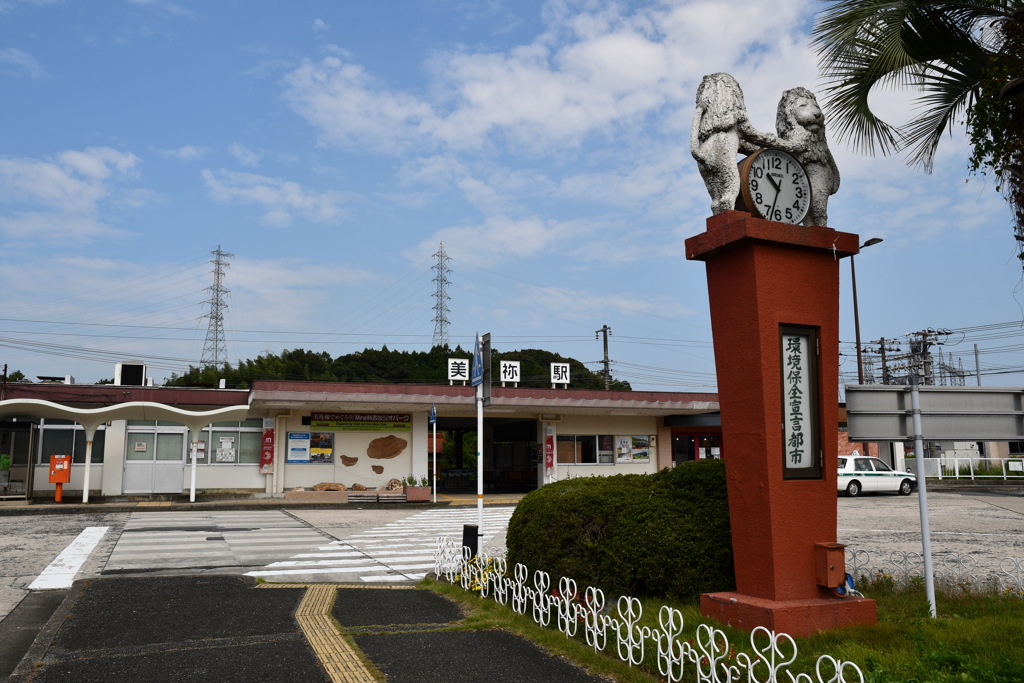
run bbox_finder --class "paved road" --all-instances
[5,492,1024,625]
[836,491,1024,583]
[0,505,517,624]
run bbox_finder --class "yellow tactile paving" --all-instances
[259,583,377,683]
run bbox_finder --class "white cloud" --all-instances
[283,57,436,154]
[161,145,207,161]
[229,143,262,168]
[229,256,372,329]
[0,46,45,78]
[510,284,693,322]
[0,212,124,241]
[406,214,573,265]
[0,147,138,213]
[0,0,58,14]
[201,168,345,226]
[312,18,329,33]
[282,0,817,156]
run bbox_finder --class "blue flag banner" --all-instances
[429,404,437,425]
[471,334,483,386]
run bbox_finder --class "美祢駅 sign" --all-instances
[309,412,412,431]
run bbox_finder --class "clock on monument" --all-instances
[736,149,811,225]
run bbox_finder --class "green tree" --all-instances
[812,1,1024,251]
[166,345,630,390]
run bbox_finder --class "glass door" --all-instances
[0,425,33,500]
[124,430,185,494]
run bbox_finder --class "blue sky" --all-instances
[0,0,1021,391]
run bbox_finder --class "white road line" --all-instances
[29,527,109,590]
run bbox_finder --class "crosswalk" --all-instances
[245,507,515,583]
[99,508,516,583]
[103,510,331,575]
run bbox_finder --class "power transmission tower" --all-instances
[201,246,233,368]
[595,325,612,390]
[431,242,452,349]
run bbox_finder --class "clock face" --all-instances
[740,149,811,224]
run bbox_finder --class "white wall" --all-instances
[550,415,662,479]
[276,414,424,490]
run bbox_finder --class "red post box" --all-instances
[48,454,71,502]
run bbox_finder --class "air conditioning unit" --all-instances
[115,362,147,386]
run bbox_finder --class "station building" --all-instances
[0,374,721,502]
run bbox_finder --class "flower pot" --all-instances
[404,485,431,502]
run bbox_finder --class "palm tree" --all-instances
[812,1,1024,253]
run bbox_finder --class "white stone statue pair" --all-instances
[690,73,840,227]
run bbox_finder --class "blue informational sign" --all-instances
[429,404,437,425]
[471,334,483,386]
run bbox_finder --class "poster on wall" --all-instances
[544,428,554,477]
[310,431,334,464]
[287,432,311,463]
[216,436,236,463]
[616,436,652,463]
[631,436,651,462]
[616,436,632,463]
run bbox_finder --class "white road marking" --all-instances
[246,507,515,582]
[29,526,109,590]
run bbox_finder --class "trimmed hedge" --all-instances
[506,459,733,601]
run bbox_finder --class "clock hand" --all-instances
[766,173,781,192]
[767,180,781,220]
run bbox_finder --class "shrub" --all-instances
[506,459,733,601]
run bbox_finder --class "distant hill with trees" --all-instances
[166,346,631,391]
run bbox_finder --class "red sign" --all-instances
[544,433,554,473]
[260,428,275,474]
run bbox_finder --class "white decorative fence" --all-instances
[848,548,1024,595]
[433,536,866,683]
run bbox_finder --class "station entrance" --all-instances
[431,416,539,493]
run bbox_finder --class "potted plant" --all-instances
[404,474,431,502]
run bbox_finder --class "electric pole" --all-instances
[595,325,612,390]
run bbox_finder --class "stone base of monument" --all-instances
[700,592,877,638]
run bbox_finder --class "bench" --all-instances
[347,492,407,504]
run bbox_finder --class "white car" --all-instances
[837,455,916,497]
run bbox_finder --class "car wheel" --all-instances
[898,479,913,496]
[846,480,861,497]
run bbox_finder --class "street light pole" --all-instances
[851,238,883,385]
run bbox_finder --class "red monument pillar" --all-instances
[685,211,876,636]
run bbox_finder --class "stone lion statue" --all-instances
[690,72,780,215]
[775,87,840,227]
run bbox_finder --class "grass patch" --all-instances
[424,574,1024,683]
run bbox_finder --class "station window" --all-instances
[38,419,106,464]
[205,419,262,465]
[556,435,615,465]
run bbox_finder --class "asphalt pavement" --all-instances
[5,486,1024,681]
[4,575,607,683]
[2,493,611,683]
